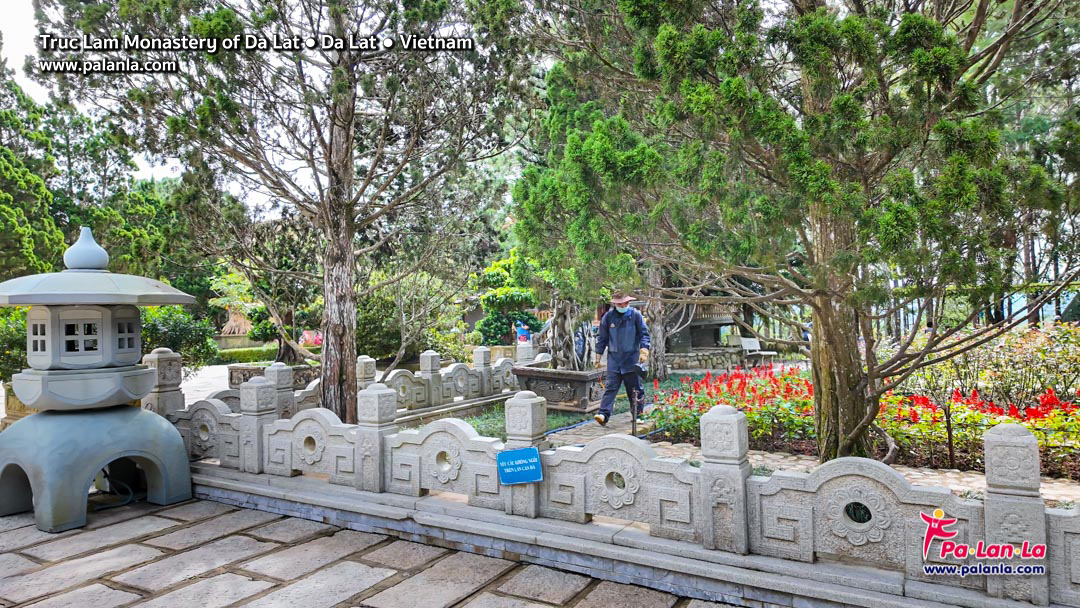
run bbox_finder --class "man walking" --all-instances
[593,292,650,426]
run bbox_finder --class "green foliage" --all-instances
[881,323,1080,410]
[214,344,322,365]
[455,397,632,441]
[140,306,219,375]
[246,305,317,344]
[473,249,543,346]
[649,368,816,451]
[514,0,1079,458]
[422,322,471,363]
[354,270,466,361]
[479,286,536,313]
[214,345,278,364]
[1064,293,1080,323]
[477,309,542,347]
[0,65,64,281]
[355,290,408,360]
[0,307,28,383]
[208,272,257,313]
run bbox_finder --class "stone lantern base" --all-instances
[11,365,156,411]
[0,383,36,431]
[0,406,191,532]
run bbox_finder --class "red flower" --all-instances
[1038,388,1061,409]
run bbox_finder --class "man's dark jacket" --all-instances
[596,307,650,374]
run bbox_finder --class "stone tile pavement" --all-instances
[548,412,1080,505]
[181,364,231,406]
[0,499,736,607]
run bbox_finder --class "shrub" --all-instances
[141,306,219,377]
[881,323,1080,410]
[215,344,321,364]
[215,345,278,364]
[420,322,471,363]
[649,366,815,452]
[477,310,541,346]
[650,365,1080,480]
[0,307,28,383]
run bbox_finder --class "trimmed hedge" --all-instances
[215,345,322,364]
[214,345,276,364]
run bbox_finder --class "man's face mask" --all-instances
[615,306,629,313]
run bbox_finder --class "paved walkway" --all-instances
[0,499,731,608]
[182,364,232,405]
[548,412,1080,506]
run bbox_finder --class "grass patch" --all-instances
[460,397,634,441]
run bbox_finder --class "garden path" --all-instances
[0,499,732,608]
[547,412,1080,506]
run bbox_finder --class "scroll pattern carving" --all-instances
[263,409,356,485]
[162,387,1068,608]
[168,399,240,468]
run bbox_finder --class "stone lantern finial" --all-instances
[63,227,110,271]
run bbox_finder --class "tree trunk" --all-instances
[550,297,584,371]
[646,305,668,381]
[321,218,358,422]
[740,303,754,336]
[276,338,304,365]
[645,266,668,380]
[811,299,872,461]
[319,7,358,423]
[807,194,870,460]
[1024,230,1040,326]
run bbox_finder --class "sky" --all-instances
[0,0,181,180]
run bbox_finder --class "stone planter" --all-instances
[510,366,603,413]
[228,363,319,389]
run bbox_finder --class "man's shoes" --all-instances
[594,413,609,426]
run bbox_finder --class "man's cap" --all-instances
[610,291,635,305]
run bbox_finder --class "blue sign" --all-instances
[497,446,544,485]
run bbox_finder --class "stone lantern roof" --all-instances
[0,227,194,306]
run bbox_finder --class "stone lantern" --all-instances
[0,228,192,532]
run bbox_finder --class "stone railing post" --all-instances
[473,346,492,396]
[698,405,751,554]
[504,390,547,518]
[515,342,535,365]
[418,350,444,406]
[984,424,1049,605]
[141,347,184,417]
[355,382,399,492]
[356,355,377,391]
[239,377,276,474]
[263,362,295,419]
